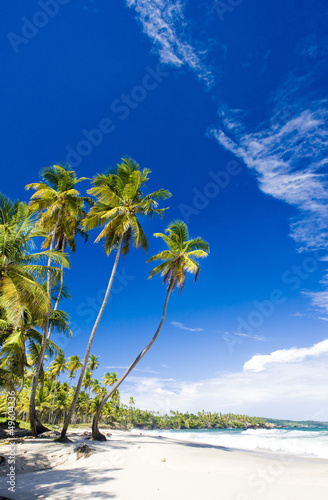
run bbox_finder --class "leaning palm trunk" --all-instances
[29,210,62,436]
[58,235,123,442]
[92,281,174,441]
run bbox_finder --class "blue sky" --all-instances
[2,0,328,420]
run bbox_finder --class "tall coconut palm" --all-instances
[26,165,90,435]
[0,195,68,434]
[0,195,66,326]
[58,158,171,441]
[26,164,90,254]
[91,221,209,440]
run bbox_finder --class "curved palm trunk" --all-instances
[58,235,123,442]
[92,282,174,441]
[29,209,62,436]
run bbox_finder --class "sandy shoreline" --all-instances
[0,429,327,499]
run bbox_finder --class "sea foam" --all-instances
[137,427,328,459]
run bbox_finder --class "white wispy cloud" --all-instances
[119,340,328,420]
[209,40,328,312]
[243,338,328,372]
[289,310,328,321]
[210,35,328,254]
[105,365,159,374]
[125,0,213,85]
[217,331,266,354]
[171,321,204,332]
[230,331,266,341]
[210,103,328,252]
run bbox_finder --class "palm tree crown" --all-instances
[83,158,171,255]
[87,354,99,372]
[147,220,210,291]
[25,164,91,252]
[49,352,67,379]
[103,371,118,387]
[67,355,82,380]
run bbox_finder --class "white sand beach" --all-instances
[0,429,327,500]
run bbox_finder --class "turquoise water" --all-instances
[139,426,328,459]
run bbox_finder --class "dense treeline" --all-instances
[107,406,268,430]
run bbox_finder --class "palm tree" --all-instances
[49,352,67,423]
[82,370,93,423]
[82,355,99,423]
[103,371,118,388]
[26,165,90,436]
[67,355,82,380]
[87,354,99,373]
[0,194,68,434]
[58,158,171,441]
[0,195,65,326]
[0,307,68,393]
[91,378,102,397]
[91,221,209,440]
[26,164,90,248]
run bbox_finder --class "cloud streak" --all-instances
[171,321,204,332]
[105,365,159,374]
[209,41,328,312]
[210,102,328,252]
[126,0,213,85]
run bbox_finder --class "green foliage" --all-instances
[83,158,171,255]
[147,220,209,291]
[26,164,91,253]
[0,194,68,324]
[101,405,268,430]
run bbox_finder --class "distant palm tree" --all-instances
[49,352,67,380]
[26,165,90,435]
[58,158,171,441]
[103,371,118,388]
[91,221,209,440]
[67,355,82,380]
[49,352,67,423]
[87,354,99,373]
[91,378,101,396]
[82,370,93,423]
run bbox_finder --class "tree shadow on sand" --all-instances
[15,466,121,499]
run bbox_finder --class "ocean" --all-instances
[138,427,328,459]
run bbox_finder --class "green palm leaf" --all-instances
[147,221,209,291]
